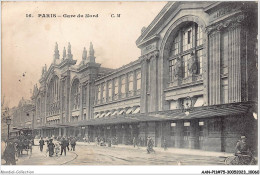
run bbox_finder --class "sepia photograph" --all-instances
[1,0,259,174]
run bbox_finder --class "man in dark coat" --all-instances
[47,139,55,157]
[70,137,76,151]
[147,137,155,154]
[39,137,45,152]
[66,137,70,151]
[3,139,16,165]
[60,137,67,156]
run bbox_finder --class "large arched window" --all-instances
[128,73,134,96]
[37,98,40,118]
[47,75,59,115]
[169,22,203,83]
[102,83,106,103]
[114,78,119,100]
[71,79,80,110]
[121,76,126,98]
[108,81,112,101]
[136,71,141,94]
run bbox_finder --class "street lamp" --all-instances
[6,117,11,139]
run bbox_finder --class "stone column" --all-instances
[149,51,159,112]
[140,57,148,114]
[59,128,62,137]
[60,79,64,124]
[79,83,83,120]
[208,31,221,105]
[228,24,242,103]
[189,119,199,149]
[122,125,127,145]
[175,120,183,148]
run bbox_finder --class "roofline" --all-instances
[136,2,175,45]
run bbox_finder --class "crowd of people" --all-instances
[38,136,78,157]
[92,135,156,154]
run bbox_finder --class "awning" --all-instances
[111,110,118,116]
[94,113,100,119]
[46,115,60,121]
[194,96,204,107]
[118,109,125,115]
[100,113,106,118]
[105,112,112,117]
[72,110,80,117]
[126,108,133,115]
[69,102,253,126]
[133,106,140,114]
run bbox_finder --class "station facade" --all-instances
[12,2,258,153]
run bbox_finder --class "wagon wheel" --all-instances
[225,156,239,165]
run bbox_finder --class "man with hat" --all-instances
[235,136,250,155]
[60,137,67,156]
[39,137,45,152]
[47,139,55,157]
[3,138,16,165]
[235,135,254,164]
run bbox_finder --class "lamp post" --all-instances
[6,117,11,139]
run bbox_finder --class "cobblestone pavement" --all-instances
[1,142,76,165]
[64,144,227,165]
[1,141,236,165]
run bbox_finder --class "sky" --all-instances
[1,1,167,108]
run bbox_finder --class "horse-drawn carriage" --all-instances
[13,134,34,156]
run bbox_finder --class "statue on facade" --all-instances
[187,52,197,75]
[173,58,182,79]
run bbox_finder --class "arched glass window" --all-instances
[136,71,141,93]
[169,22,204,82]
[114,78,118,100]
[121,76,126,98]
[128,73,134,96]
[97,85,101,103]
[71,79,80,110]
[37,98,40,118]
[102,83,106,103]
[108,81,112,101]
[47,76,59,115]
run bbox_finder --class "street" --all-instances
[2,141,231,165]
[65,144,225,165]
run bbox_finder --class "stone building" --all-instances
[10,98,35,137]
[14,1,258,153]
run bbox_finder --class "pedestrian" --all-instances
[28,140,33,155]
[54,142,60,156]
[17,139,23,157]
[39,137,45,152]
[47,139,55,157]
[163,138,167,151]
[133,137,136,148]
[70,137,76,151]
[66,137,70,151]
[60,137,67,156]
[147,137,155,154]
[107,138,111,147]
[3,139,16,165]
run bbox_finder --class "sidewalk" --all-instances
[77,141,233,158]
[15,145,77,165]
